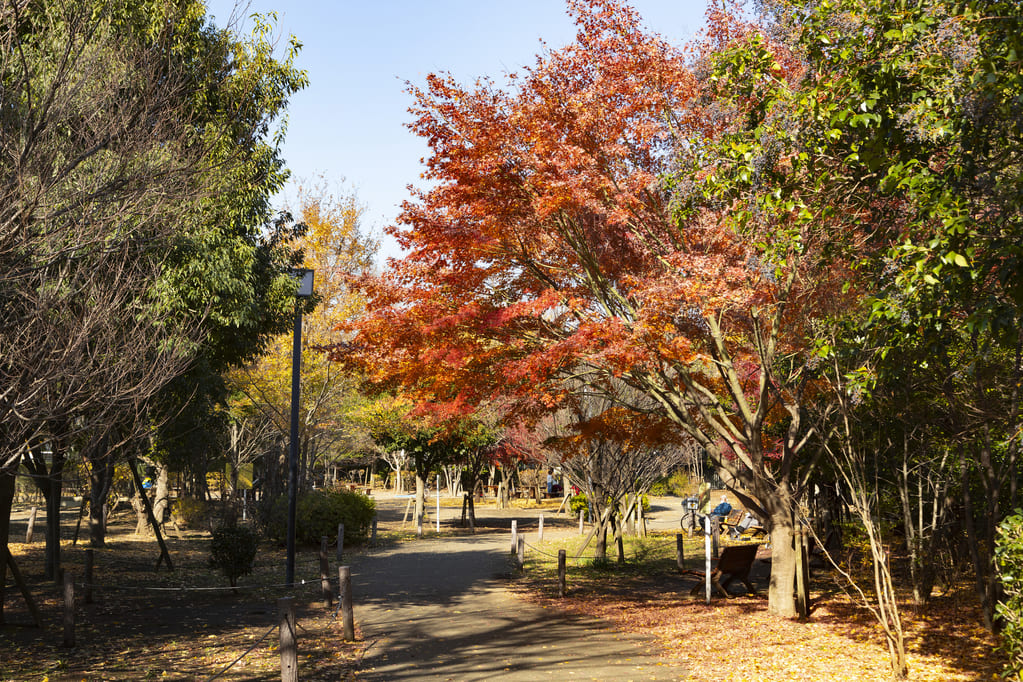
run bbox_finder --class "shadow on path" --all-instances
[349,533,685,681]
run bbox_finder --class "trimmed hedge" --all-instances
[264,489,376,546]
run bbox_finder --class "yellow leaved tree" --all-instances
[227,181,379,501]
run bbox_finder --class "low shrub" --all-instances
[567,494,649,517]
[569,494,589,516]
[171,497,208,529]
[209,524,258,587]
[649,471,690,497]
[264,489,376,546]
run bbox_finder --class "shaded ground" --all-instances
[346,531,683,680]
[2,491,1006,681]
[1,493,686,680]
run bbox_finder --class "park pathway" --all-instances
[344,496,688,681]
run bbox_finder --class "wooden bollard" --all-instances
[370,516,378,545]
[795,530,809,619]
[676,533,685,572]
[339,566,355,641]
[336,523,345,563]
[704,516,712,604]
[510,520,518,555]
[516,535,525,571]
[320,537,332,608]
[278,597,297,682]
[84,549,94,604]
[579,510,584,535]
[557,549,566,598]
[538,514,544,544]
[62,575,75,647]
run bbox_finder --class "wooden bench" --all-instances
[686,543,761,598]
[722,512,767,539]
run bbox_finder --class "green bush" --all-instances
[172,497,208,529]
[649,471,690,497]
[567,494,648,517]
[209,524,258,587]
[264,489,376,546]
[569,494,589,515]
[996,511,1023,679]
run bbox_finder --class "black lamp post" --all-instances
[286,268,314,586]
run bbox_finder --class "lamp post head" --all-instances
[291,268,314,297]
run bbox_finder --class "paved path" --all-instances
[348,529,685,681]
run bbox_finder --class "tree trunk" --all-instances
[44,451,64,581]
[414,474,426,537]
[594,512,607,561]
[88,453,115,548]
[612,514,625,564]
[766,509,798,619]
[133,494,150,535]
[23,446,66,581]
[0,469,15,624]
[152,462,170,525]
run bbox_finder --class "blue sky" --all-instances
[205,1,710,263]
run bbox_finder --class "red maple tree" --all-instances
[339,0,858,618]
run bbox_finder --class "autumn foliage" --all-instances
[339,0,863,618]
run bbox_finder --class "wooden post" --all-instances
[278,597,297,682]
[676,533,685,572]
[639,505,647,538]
[510,520,517,555]
[338,566,355,641]
[62,575,75,647]
[538,514,544,544]
[84,549,94,604]
[557,549,566,598]
[436,483,441,533]
[711,517,720,560]
[25,506,38,544]
[72,496,87,546]
[516,535,525,571]
[370,516,378,545]
[320,537,332,608]
[128,457,174,571]
[336,523,344,563]
[578,510,584,535]
[802,528,812,582]
[704,516,712,604]
[795,529,809,619]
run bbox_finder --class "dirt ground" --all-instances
[1,491,1006,681]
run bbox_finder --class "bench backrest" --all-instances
[717,543,759,573]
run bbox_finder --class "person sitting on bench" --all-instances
[711,495,732,519]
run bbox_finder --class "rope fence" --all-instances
[508,517,769,603]
[36,535,362,682]
[73,573,342,594]
[204,622,279,682]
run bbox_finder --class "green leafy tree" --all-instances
[759,0,1023,632]
[227,181,378,502]
[0,0,308,571]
